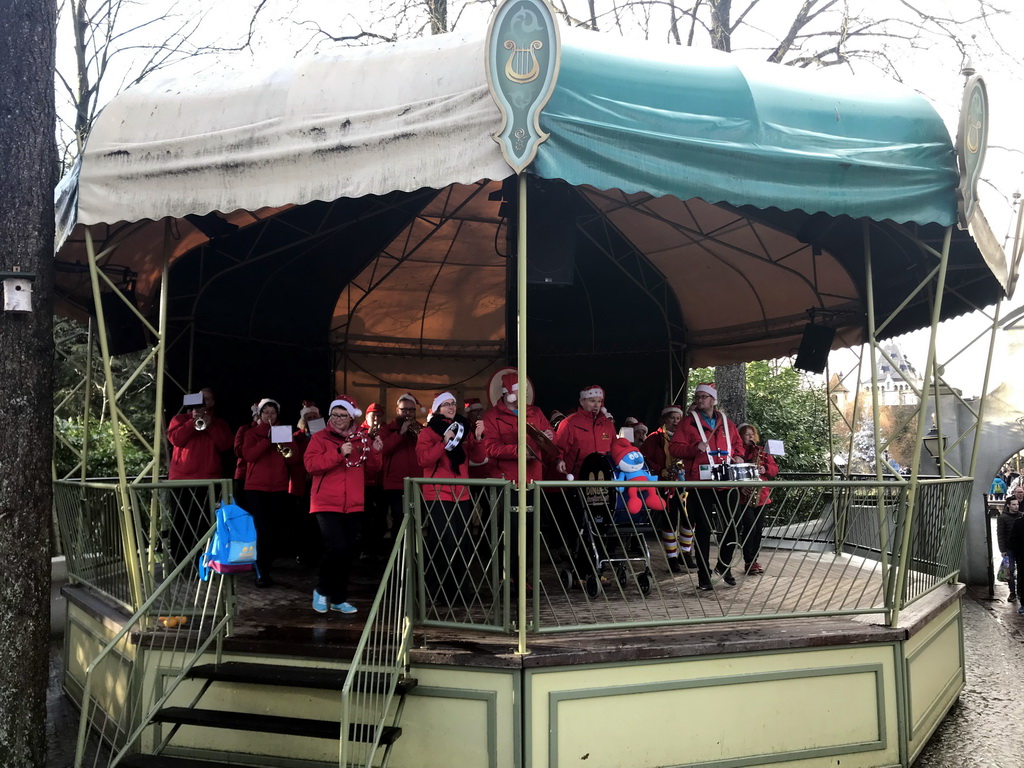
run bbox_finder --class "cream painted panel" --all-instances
[528,646,900,768]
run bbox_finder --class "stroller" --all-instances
[560,451,655,598]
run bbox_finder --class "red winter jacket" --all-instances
[304,427,383,514]
[378,418,422,491]
[640,428,680,480]
[416,420,485,502]
[481,400,556,485]
[233,423,253,481]
[669,410,743,482]
[242,420,301,493]
[288,430,311,496]
[740,442,779,506]
[167,412,233,480]
[554,409,615,477]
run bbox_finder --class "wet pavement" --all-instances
[46,582,1024,767]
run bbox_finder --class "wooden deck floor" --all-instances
[223,544,958,668]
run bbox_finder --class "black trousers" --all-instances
[689,486,739,585]
[740,502,769,567]
[316,511,362,604]
[246,489,289,576]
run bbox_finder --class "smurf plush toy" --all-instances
[609,438,667,515]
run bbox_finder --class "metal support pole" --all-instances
[516,173,529,656]
[85,227,145,609]
[890,226,952,628]
[81,319,94,482]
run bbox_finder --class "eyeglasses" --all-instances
[329,412,350,420]
[438,401,456,409]
[695,394,713,400]
[398,407,416,413]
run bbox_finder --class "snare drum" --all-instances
[725,463,759,481]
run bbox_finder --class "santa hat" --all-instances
[299,400,318,419]
[661,404,683,417]
[501,372,519,402]
[609,437,636,467]
[396,392,419,407]
[579,385,605,401]
[695,383,717,401]
[257,397,280,413]
[464,397,484,412]
[329,396,362,419]
[366,402,382,414]
[431,391,457,413]
[250,401,260,419]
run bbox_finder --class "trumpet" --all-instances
[277,443,293,459]
[194,416,207,431]
[405,420,422,436]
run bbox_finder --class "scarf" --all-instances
[428,414,468,472]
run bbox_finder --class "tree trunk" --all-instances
[715,363,746,425]
[0,1,57,765]
[708,0,732,52]
[427,0,447,34]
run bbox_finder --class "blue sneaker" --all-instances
[1017,605,1024,616]
[312,589,328,614]
[331,601,357,615]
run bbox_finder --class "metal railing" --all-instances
[341,512,415,768]
[74,526,237,768]
[406,476,972,638]
[54,478,232,611]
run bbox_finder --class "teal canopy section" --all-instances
[536,29,958,227]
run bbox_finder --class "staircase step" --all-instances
[119,755,249,768]
[187,661,417,695]
[153,707,401,744]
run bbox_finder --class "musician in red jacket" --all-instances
[166,388,233,565]
[737,423,779,576]
[481,371,565,485]
[416,392,486,603]
[378,393,423,550]
[242,398,302,586]
[554,384,615,478]
[669,383,744,591]
[304,396,383,615]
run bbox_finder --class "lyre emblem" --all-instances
[504,39,543,84]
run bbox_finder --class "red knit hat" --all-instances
[609,437,636,467]
[464,397,483,411]
[366,402,382,414]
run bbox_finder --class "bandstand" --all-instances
[52,2,1016,767]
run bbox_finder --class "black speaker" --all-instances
[525,180,577,286]
[794,323,835,374]
[99,289,152,356]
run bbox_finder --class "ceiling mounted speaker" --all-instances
[794,323,835,374]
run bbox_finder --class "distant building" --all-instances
[869,342,922,406]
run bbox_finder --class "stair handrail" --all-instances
[339,512,413,767]
[73,523,236,768]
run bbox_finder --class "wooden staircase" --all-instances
[117,661,417,768]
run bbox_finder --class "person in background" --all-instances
[1008,505,1024,616]
[242,398,301,586]
[359,402,389,560]
[463,398,489,480]
[641,404,696,572]
[990,475,1008,501]
[379,393,423,547]
[670,383,744,591]
[305,396,383,615]
[167,387,233,565]
[736,422,779,576]
[997,495,1021,602]
[232,401,259,510]
[554,384,615,479]
[416,392,486,603]
[290,401,319,566]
